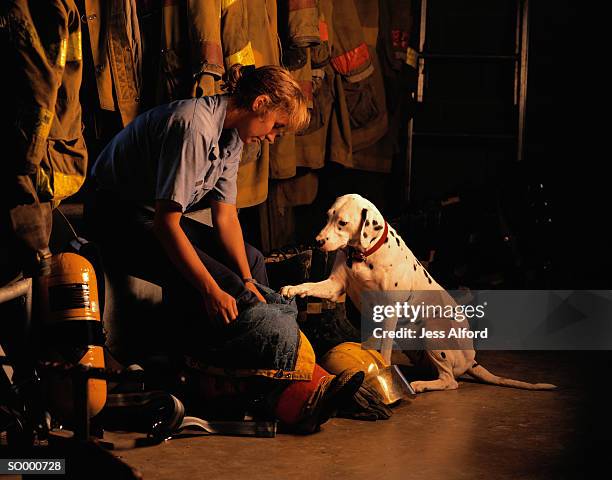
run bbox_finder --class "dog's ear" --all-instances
[359,208,373,249]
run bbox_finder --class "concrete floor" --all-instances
[98,351,610,480]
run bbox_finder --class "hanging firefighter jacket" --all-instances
[274,0,392,181]
[235,0,281,208]
[327,0,388,171]
[262,0,330,217]
[271,0,394,212]
[156,0,272,208]
[293,0,334,171]
[264,0,324,215]
[268,0,320,180]
[351,0,419,174]
[1,0,87,277]
[156,0,253,102]
[379,0,418,72]
[79,0,142,128]
[291,0,418,177]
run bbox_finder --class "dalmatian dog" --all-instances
[281,194,556,393]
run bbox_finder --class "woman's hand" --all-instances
[204,287,239,325]
[211,202,267,305]
[245,281,267,303]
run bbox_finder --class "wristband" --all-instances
[243,277,256,284]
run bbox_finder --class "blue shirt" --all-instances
[92,95,243,211]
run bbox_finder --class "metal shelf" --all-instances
[413,132,516,140]
[420,53,518,61]
[404,0,530,204]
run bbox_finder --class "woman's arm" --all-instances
[153,199,239,324]
[210,200,266,303]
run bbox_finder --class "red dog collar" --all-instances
[344,221,389,264]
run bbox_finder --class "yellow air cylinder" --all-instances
[44,253,106,418]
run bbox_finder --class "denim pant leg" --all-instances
[179,215,269,287]
[245,243,269,286]
[86,194,261,317]
[191,283,301,371]
[86,194,288,363]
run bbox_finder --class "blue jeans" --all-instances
[194,282,300,372]
[86,192,299,372]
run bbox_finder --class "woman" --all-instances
[87,64,363,433]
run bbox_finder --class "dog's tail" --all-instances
[466,364,557,390]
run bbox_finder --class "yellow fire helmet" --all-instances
[320,342,412,405]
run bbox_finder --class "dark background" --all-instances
[284,0,610,292]
[289,4,612,469]
[1,2,610,474]
[525,0,608,289]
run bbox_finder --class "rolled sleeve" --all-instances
[209,149,241,205]
[156,122,206,211]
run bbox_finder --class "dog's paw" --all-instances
[409,381,426,393]
[410,379,458,393]
[280,285,309,298]
[279,285,294,297]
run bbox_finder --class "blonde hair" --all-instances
[222,64,310,133]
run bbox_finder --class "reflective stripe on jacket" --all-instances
[351,0,418,173]
[235,0,280,208]
[157,0,254,101]
[81,0,142,127]
[1,0,87,276]
[2,0,87,205]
